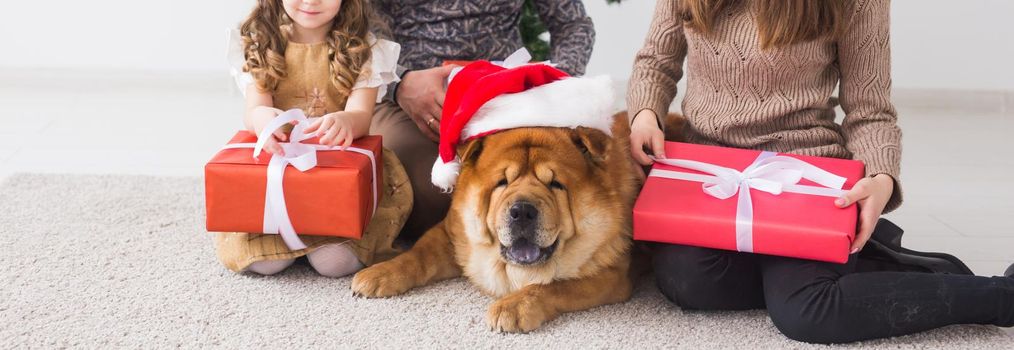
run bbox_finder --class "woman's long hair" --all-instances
[239,0,376,95]
[679,0,847,49]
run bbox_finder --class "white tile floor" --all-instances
[1,70,1012,276]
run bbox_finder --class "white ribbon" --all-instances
[649,152,848,253]
[495,48,534,69]
[221,109,378,250]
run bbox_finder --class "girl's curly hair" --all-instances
[240,0,378,97]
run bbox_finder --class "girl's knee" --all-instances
[245,258,295,276]
[307,243,364,278]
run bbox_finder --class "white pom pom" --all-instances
[431,157,461,193]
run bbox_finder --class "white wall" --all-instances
[0,1,255,73]
[889,1,1014,92]
[583,0,1014,92]
[1,0,1011,92]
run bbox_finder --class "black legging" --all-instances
[653,244,1014,344]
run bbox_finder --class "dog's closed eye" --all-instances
[549,180,565,190]
[496,178,509,188]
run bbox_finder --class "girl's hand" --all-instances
[305,112,355,148]
[629,109,667,166]
[835,174,896,254]
[250,106,288,156]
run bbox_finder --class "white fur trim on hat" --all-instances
[431,75,616,192]
[461,75,616,140]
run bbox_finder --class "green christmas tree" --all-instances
[521,0,624,62]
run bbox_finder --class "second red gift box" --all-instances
[633,142,864,263]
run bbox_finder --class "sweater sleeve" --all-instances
[373,0,404,103]
[626,0,687,130]
[837,0,903,213]
[532,0,596,76]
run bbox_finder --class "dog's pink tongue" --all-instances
[509,240,541,264]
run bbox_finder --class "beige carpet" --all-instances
[1,174,1010,348]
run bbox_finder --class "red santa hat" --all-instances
[431,58,615,192]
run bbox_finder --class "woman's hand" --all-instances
[396,66,456,142]
[629,109,667,166]
[305,112,356,148]
[835,174,896,254]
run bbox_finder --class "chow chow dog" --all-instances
[351,115,642,333]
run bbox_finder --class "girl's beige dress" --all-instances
[217,32,408,272]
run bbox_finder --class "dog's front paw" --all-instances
[351,261,415,298]
[486,292,550,333]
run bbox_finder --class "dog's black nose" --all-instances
[508,201,539,231]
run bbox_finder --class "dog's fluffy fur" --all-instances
[351,115,642,333]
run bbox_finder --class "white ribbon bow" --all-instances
[222,109,378,250]
[495,48,535,69]
[649,152,848,253]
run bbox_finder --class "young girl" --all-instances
[216,0,411,278]
[628,0,1014,343]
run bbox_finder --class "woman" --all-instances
[627,0,1014,343]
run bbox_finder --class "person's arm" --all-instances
[231,27,290,155]
[305,87,378,147]
[626,0,688,165]
[531,0,595,76]
[374,1,405,104]
[394,65,455,142]
[372,5,449,144]
[833,0,902,253]
[302,37,396,146]
[385,65,409,103]
[242,85,288,155]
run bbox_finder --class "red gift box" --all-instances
[633,142,864,263]
[205,131,382,242]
